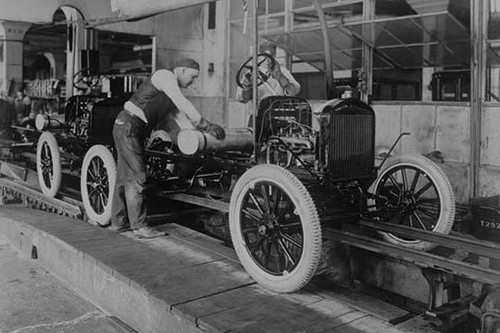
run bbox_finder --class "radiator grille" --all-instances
[327,113,374,182]
[89,99,123,147]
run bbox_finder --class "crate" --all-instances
[469,195,500,243]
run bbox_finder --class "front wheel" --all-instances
[370,154,455,251]
[81,145,116,226]
[36,132,62,197]
[229,164,322,293]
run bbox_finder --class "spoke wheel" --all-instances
[236,53,276,88]
[36,132,62,197]
[371,154,455,250]
[229,164,322,293]
[81,145,116,226]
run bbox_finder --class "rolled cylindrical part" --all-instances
[35,114,61,131]
[178,128,254,156]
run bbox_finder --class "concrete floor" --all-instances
[0,240,134,333]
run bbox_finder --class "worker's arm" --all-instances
[272,63,301,96]
[151,69,202,125]
[151,70,225,140]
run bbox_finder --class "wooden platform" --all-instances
[0,205,441,333]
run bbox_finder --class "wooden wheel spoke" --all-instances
[280,232,302,249]
[414,181,434,199]
[100,190,108,206]
[412,212,430,230]
[242,207,262,221]
[271,187,281,215]
[259,184,271,214]
[401,168,409,192]
[274,242,283,272]
[277,238,296,268]
[249,191,265,217]
[387,174,403,193]
[417,198,439,205]
[410,170,421,192]
[278,221,301,229]
[409,214,414,228]
[87,168,97,182]
[416,206,438,219]
[242,226,259,234]
[43,143,50,159]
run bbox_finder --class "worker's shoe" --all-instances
[108,224,131,233]
[133,227,167,239]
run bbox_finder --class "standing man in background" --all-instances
[237,41,301,104]
[110,58,225,238]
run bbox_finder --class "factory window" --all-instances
[228,0,471,102]
[208,2,216,30]
[486,0,500,102]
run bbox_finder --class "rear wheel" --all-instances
[229,164,322,293]
[371,154,455,251]
[36,132,62,197]
[81,145,116,226]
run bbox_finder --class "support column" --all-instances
[0,21,31,97]
[61,7,85,98]
[470,0,487,197]
[362,0,374,103]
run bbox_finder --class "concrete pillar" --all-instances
[0,21,31,97]
[422,67,433,102]
[61,7,85,98]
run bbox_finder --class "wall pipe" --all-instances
[313,0,336,99]
[252,0,259,161]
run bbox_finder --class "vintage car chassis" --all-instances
[32,94,456,293]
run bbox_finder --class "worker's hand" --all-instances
[205,123,226,140]
[271,61,283,79]
[197,118,226,140]
[241,72,253,88]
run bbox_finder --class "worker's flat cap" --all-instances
[172,58,200,71]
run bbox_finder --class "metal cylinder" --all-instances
[177,128,254,156]
[35,114,61,131]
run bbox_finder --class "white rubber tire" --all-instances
[81,145,116,226]
[371,154,455,251]
[229,164,322,293]
[36,132,62,197]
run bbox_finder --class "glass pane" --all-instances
[269,0,285,14]
[294,2,363,30]
[293,0,313,10]
[265,30,325,55]
[374,20,426,46]
[375,0,416,19]
[487,1,500,101]
[329,25,363,50]
[294,0,361,10]
[262,14,286,34]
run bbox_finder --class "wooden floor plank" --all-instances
[0,205,420,333]
[198,294,343,333]
[391,315,441,333]
[309,279,409,322]
[141,259,254,307]
[329,315,394,333]
[172,284,272,326]
[301,311,369,333]
[159,223,238,262]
